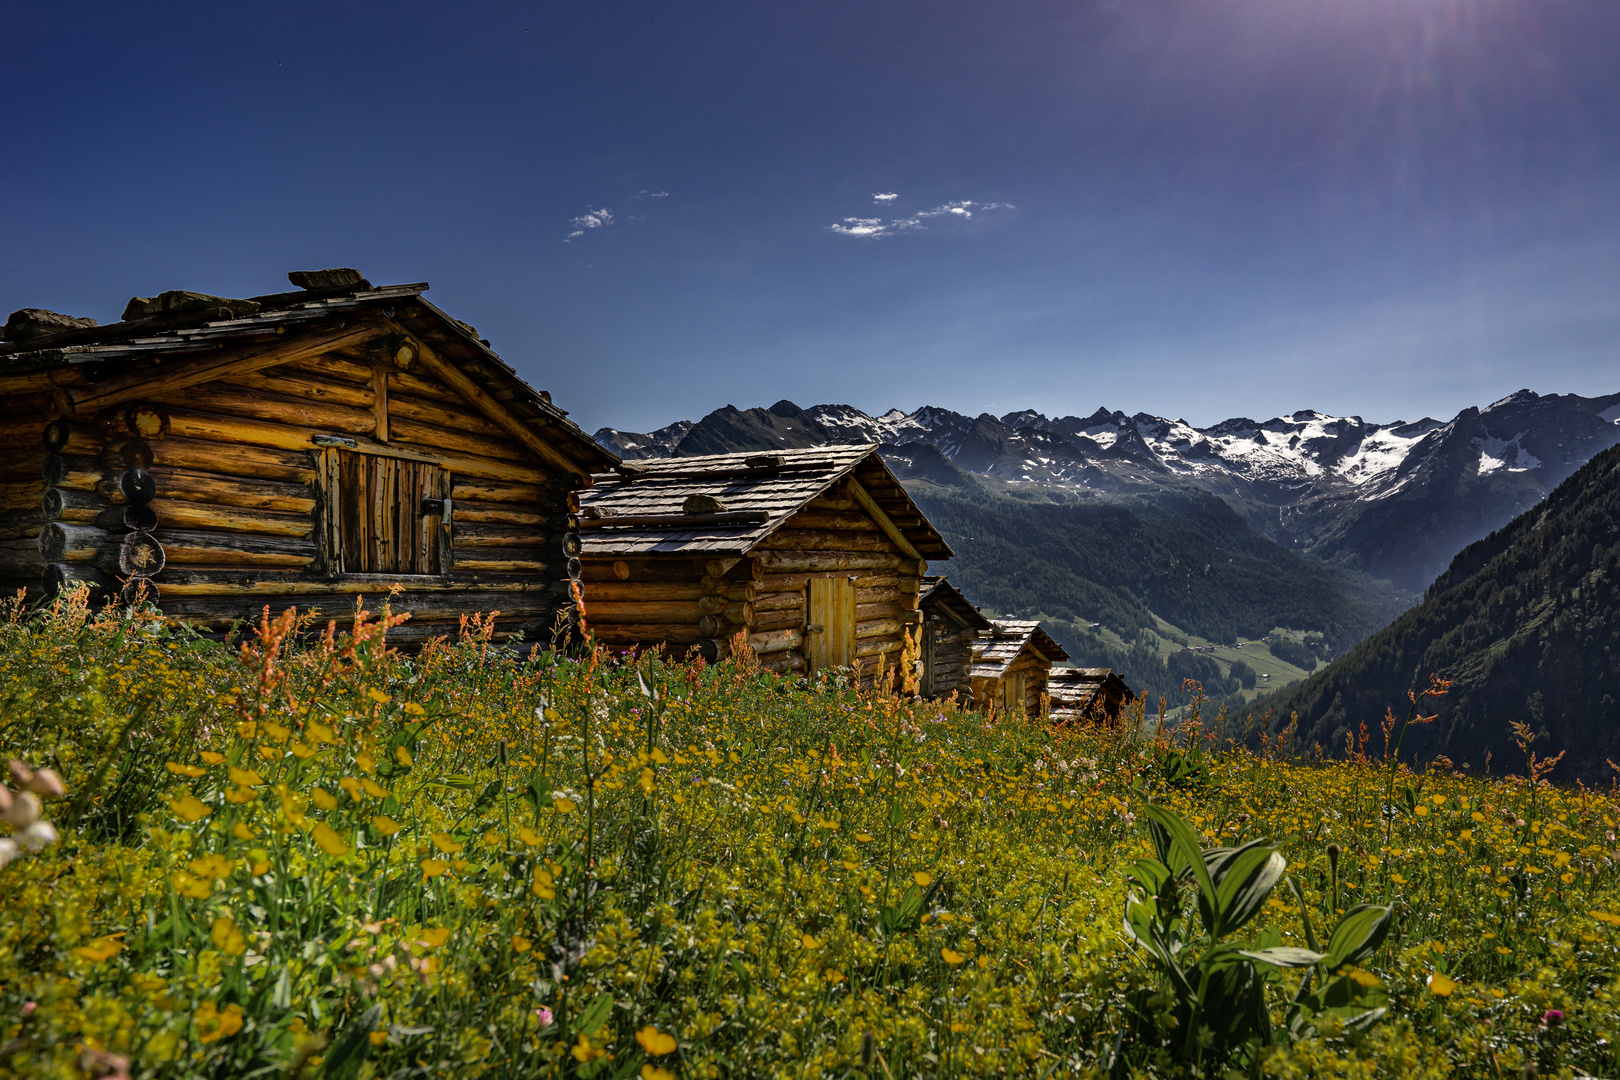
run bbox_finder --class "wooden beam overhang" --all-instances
[846,475,924,566]
[394,325,594,487]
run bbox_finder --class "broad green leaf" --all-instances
[1325,904,1393,968]
[1205,837,1274,887]
[1240,946,1325,968]
[1127,858,1171,894]
[1213,847,1286,937]
[1142,804,1217,935]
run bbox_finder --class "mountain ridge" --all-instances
[597,389,1620,590]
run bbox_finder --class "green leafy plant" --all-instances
[1119,803,1392,1072]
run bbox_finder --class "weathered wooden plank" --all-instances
[152,436,318,484]
[452,554,549,574]
[588,623,705,646]
[755,550,901,573]
[157,528,317,568]
[748,627,802,655]
[750,608,800,633]
[145,499,313,538]
[221,366,375,408]
[783,509,881,532]
[147,467,315,513]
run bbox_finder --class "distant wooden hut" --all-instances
[0,269,615,644]
[576,444,952,684]
[970,619,1070,716]
[1047,667,1135,724]
[917,576,990,702]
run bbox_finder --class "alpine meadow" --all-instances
[4,590,1620,1078]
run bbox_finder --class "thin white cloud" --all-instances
[634,190,670,199]
[829,198,1011,239]
[830,217,892,237]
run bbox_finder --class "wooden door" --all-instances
[806,575,856,673]
[1004,672,1026,715]
[321,449,447,575]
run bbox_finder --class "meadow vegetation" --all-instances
[2,591,1619,1078]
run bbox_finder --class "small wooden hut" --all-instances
[917,576,990,702]
[0,269,615,644]
[970,619,1070,716]
[1047,668,1136,724]
[576,444,952,684]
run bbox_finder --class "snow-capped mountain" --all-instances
[595,389,1620,590]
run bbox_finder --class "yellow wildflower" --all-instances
[170,795,211,823]
[311,822,349,856]
[72,937,124,963]
[211,916,246,957]
[194,1001,243,1043]
[636,1026,677,1055]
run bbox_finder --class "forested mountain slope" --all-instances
[1257,443,1620,780]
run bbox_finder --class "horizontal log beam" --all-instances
[755,550,901,574]
[748,626,802,655]
[754,529,897,554]
[147,467,316,514]
[579,582,708,602]
[152,436,318,485]
[156,528,315,569]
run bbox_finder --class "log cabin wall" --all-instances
[917,577,991,702]
[0,273,615,645]
[577,445,950,688]
[969,619,1070,716]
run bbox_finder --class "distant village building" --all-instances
[0,270,614,644]
[916,576,991,701]
[575,444,952,687]
[970,619,1069,716]
[1047,667,1136,724]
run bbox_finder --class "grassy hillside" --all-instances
[1254,443,1620,781]
[5,595,1620,1076]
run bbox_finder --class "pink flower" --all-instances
[1543,1009,1564,1028]
[535,1007,554,1028]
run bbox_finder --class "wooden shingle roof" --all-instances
[578,444,952,558]
[970,619,1070,678]
[919,576,991,631]
[0,274,615,477]
[1047,668,1133,712]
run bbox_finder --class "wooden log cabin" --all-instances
[576,445,953,684]
[1047,668,1136,724]
[917,576,990,702]
[0,269,616,645]
[969,619,1070,716]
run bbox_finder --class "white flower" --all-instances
[16,820,58,852]
[0,838,18,870]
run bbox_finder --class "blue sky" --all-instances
[4,0,1618,434]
